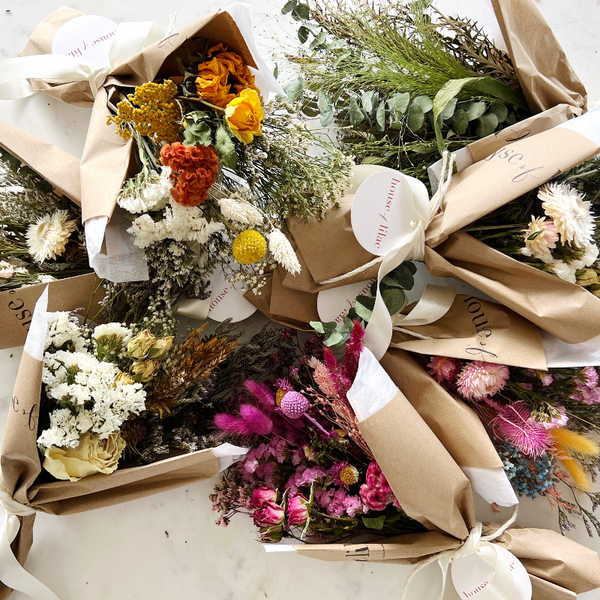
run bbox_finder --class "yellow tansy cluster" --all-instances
[232,229,267,264]
[108,80,182,145]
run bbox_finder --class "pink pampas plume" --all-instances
[239,404,273,435]
[214,413,253,436]
[244,380,275,408]
[491,402,552,458]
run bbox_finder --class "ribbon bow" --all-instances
[0,19,170,100]
[402,506,527,600]
[0,479,60,600]
[354,151,456,360]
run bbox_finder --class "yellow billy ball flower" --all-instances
[339,465,360,486]
[232,229,267,264]
[275,389,285,407]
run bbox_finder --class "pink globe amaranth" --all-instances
[286,494,309,525]
[251,486,278,508]
[280,391,309,419]
[253,501,285,527]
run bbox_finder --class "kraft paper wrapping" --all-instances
[357,392,477,540]
[0,119,81,204]
[0,274,104,351]
[294,527,600,599]
[425,232,600,345]
[0,346,220,600]
[244,268,317,332]
[379,349,503,471]
[19,6,256,223]
[390,294,548,370]
[490,0,587,113]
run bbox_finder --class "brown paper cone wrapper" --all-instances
[0,340,220,598]
[490,0,587,113]
[294,526,600,598]
[425,233,600,344]
[0,274,104,350]
[357,391,476,539]
[380,349,503,470]
[391,294,547,369]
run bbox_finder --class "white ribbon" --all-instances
[0,20,167,100]
[360,151,456,360]
[0,480,60,600]
[402,506,523,600]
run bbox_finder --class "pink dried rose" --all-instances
[427,356,462,385]
[251,486,278,508]
[286,494,309,525]
[253,501,285,527]
[456,361,510,400]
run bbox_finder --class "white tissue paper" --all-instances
[23,286,50,361]
[213,443,249,472]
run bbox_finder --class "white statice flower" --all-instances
[45,312,86,352]
[36,274,56,284]
[167,242,185,256]
[26,209,77,263]
[582,244,599,268]
[550,259,577,284]
[118,166,173,214]
[268,229,301,275]
[93,323,132,344]
[0,260,15,279]
[39,349,146,448]
[128,214,167,249]
[218,197,264,226]
[539,182,595,248]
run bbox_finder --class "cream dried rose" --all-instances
[43,431,126,482]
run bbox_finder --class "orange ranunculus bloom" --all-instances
[196,57,235,108]
[225,89,264,144]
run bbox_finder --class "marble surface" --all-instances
[1,0,600,598]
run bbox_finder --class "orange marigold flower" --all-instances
[160,143,219,207]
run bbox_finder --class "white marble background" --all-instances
[1,0,600,598]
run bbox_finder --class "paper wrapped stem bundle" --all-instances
[0,119,105,350]
[0,290,247,599]
[288,349,600,600]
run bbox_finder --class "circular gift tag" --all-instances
[207,267,257,323]
[317,279,375,323]
[52,15,118,67]
[451,545,532,600]
[350,170,429,256]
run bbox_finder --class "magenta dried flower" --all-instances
[427,356,462,385]
[244,380,276,408]
[342,320,365,381]
[253,501,285,527]
[280,391,309,419]
[456,361,510,400]
[252,486,278,508]
[359,462,399,512]
[238,404,273,435]
[286,494,309,525]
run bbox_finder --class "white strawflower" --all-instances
[0,260,15,279]
[93,323,132,344]
[218,197,264,226]
[118,167,172,214]
[521,216,558,258]
[582,244,599,267]
[268,229,301,275]
[539,182,595,248]
[26,209,77,263]
[550,259,577,284]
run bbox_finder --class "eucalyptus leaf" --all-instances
[318,91,334,127]
[361,90,378,113]
[388,92,410,119]
[389,264,414,289]
[362,515,386,530]
[354,301,373,322]
[440,97,457,121]
[298,25,310,43]
[273,63,279,80]
[310,31,327,50]
[467,101,487,121]
[381,275,405,289]
[412,95,433,113]
[282,0,297,14]
[348,97,365,125]
[216,123,237,169]
[284,77,304,102]
[390,121,404,130]
[376,101,386,130]
[293,3,310,19]
[356,295,376,310]
[382,287,406,315]
[406,103,424,132]
[505,111,517,126]
[405,262,417,275]
[324,330,348,347]
[450,109,469,135]
[489,103,508,123]
[476,113,499,137]
[310,321,325,334]
[362,156,386,164]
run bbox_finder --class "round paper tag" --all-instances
[52,15,118,67]
[207,267,257,323]
[317,279,375,324]
[451,545,532,600]
[350,170,429,256]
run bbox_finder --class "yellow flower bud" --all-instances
[576,269,599,287]
[127,329,156,359]
[113,371,136,387]
[148,336,174,360]
[131,359,161,383]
